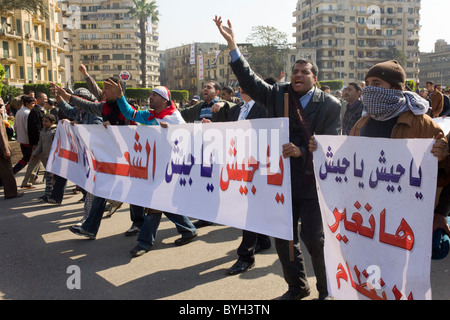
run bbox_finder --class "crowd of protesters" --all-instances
[0,16,449,301]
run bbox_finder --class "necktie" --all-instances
[239,103,249,120]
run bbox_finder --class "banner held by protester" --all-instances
[47,119,293,241]
[313,135,437,300]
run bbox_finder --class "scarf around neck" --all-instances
[362,86,430,121]
[147,100,178,121]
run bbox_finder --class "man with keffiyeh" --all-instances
[310,60,449,250]
[349,60,449,238]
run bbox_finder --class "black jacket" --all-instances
[27,105,46,146]
[226,101,267,121]
[230,55,341,199]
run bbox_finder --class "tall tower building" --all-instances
[65,0,160,88]
[292,0,421,85]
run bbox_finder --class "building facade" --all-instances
[292,0,421,84]
[0,0,69,87]
[419,39,450,87]
[160,43,251,99]
[65,0,160,88]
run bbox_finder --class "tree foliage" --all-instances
[0,0,47,16]
[246,26,290,79]
[379,46,407,67]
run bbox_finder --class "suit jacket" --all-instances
[227,101,267,121]
[230,55,341,200]
[27,104,46,146]
[180,99,235,123]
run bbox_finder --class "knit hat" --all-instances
[152,86,171,102]
[365,60,406,90]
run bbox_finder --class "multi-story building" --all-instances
[0,0,69,87]
[160,43,251,99]
[65,0,160,88]
[292,0,421,84]
[419,40,450,87]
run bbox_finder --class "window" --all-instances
[2,41,9,58]
[3,65,10,78]
[16,19,22,34]
[24,21,30,34]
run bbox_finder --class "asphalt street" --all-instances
[0,172,448,302]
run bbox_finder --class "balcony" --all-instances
[0,29,22,40]
[0,56,17,64]
[35,61,48,68]
[32,15,46,25]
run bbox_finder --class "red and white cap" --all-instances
[152,86,171,102]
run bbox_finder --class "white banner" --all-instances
[47,119,293,240]
[433,117,450,136]
[313,135,437,300]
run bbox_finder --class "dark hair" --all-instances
[35,92,46,99]
[292,59,319,78]
[348,82,362,92]
[21,95,35,105]
[206,80,221,92]
[321,85,330,90]
[426,81,434,86]
[43,114,56,123]
[47,98,56,106]
[221,86,234,94]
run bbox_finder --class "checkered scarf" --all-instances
[362,86,430,121]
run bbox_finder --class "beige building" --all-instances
[419,40,450,87]
[65,0,160,88]
[160,42,252,99]
[0,0,69,87]
[292,0,421,84]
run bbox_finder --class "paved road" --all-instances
[0,173,448,301]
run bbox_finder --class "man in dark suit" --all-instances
[215,16,341,300]
[218,87,271,274]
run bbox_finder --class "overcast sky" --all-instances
[155,0,448,53]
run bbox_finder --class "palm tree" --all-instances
[128,0,159,88]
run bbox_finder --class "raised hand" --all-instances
[50,83,70,102]
[104,79,123,100]
[213,16,237,51]
[79,64,88,77]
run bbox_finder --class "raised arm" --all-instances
[51,82,103,117]
[214,16,275,110]
[104,79,157,125]
[80,64,103,101]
